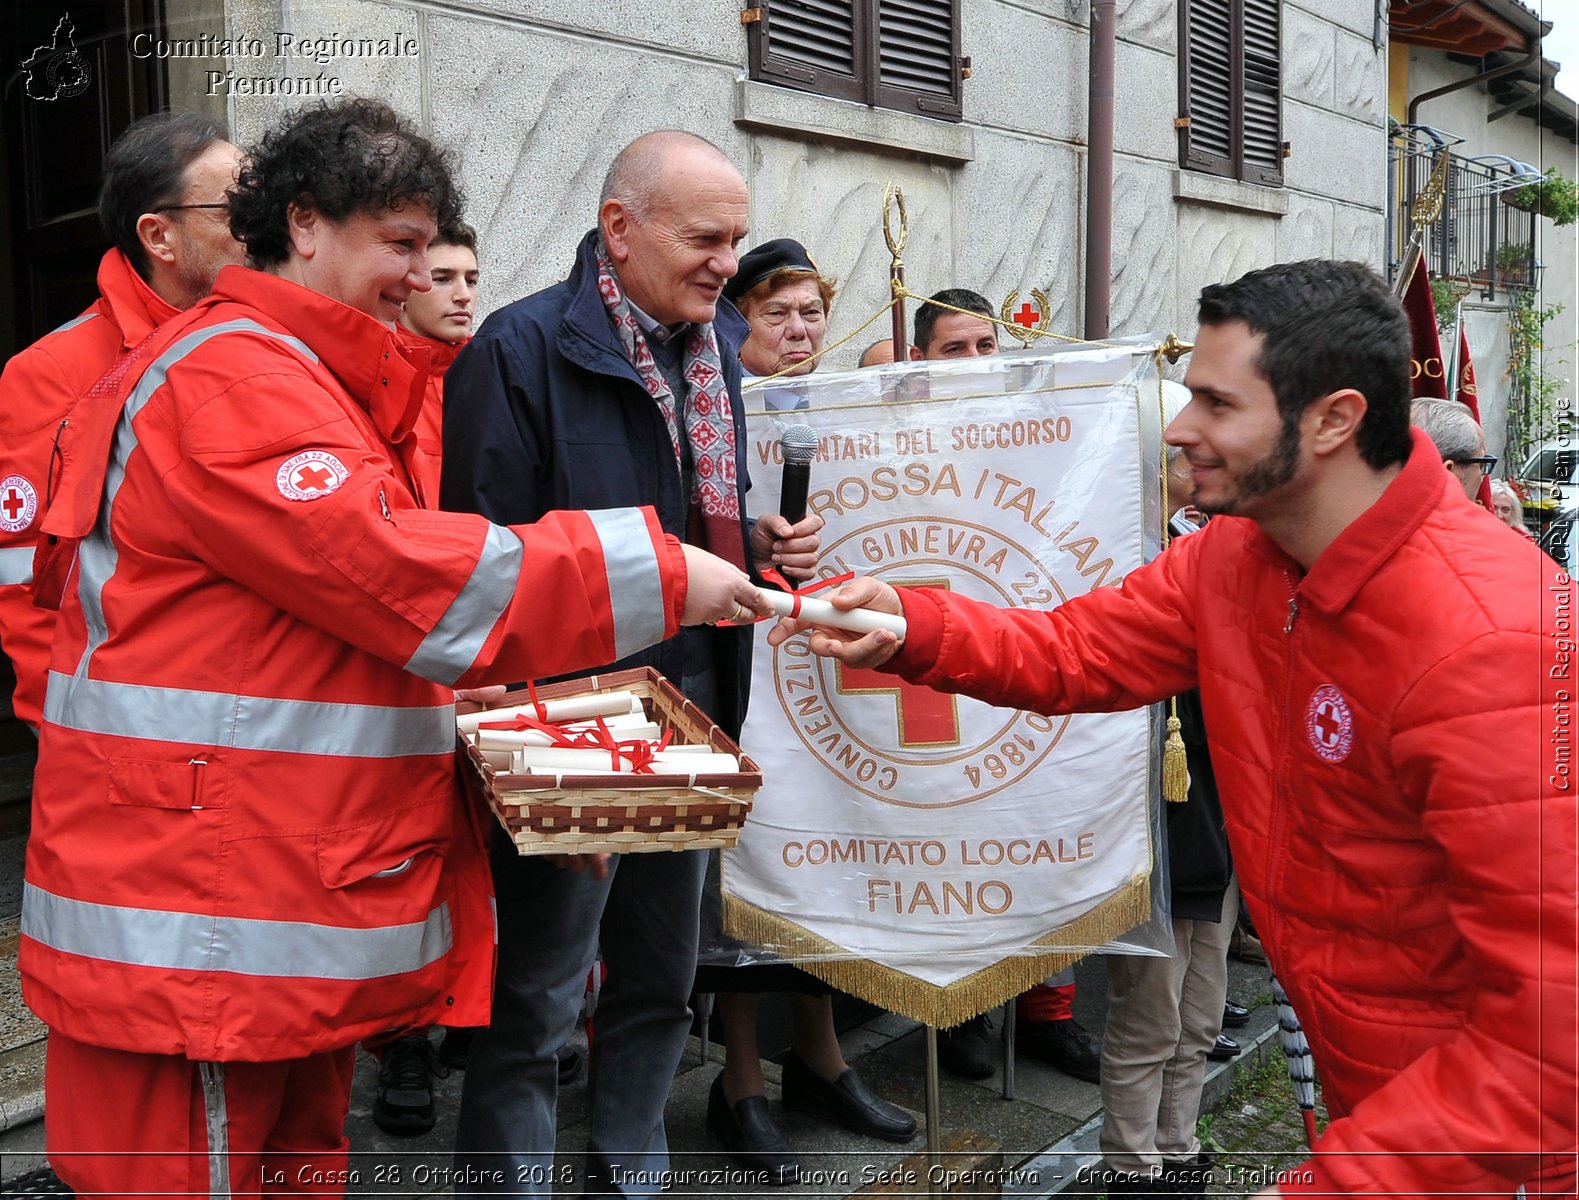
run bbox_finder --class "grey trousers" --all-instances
[1098,882,1238,1172]
[453,837,708,1197]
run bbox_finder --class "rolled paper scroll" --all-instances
[511,747,740,775]
[456,691,643,734]
[762,590,907,638]
[478,722,663,751]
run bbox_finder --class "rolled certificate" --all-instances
[478,722,663,751]
[456,691,643,734]
[511,747,740,775]
[762,590,907,638]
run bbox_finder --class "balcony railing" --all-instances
[1388,124,1539,301]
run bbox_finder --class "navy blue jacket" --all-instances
[440,230,755,737]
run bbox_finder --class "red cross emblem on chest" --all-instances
[1306,684,1354,763]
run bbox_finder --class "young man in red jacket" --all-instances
[775,259,1576,1198]
[25,98,768,1199]
[0,111,244,730]
[397,219,479,502]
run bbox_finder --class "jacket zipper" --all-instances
[1265,570,1300,960]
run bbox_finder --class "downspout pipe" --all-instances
[1085,0,1116,340]
[1406,32,1544,127]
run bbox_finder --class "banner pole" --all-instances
[884,183,910,362]
[925,1024,942,1195]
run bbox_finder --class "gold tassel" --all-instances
[1163,699,1189,803]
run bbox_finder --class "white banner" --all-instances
[726,345,1164,1023]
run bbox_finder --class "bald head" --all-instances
[599,130,735,224]
[598,131,749,327]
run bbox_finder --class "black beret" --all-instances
[724,237,821,303]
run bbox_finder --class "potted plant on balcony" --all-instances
[1503,168,1578,226]
[1496,240,1537,285]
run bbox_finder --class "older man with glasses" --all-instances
[1410,397,1494,500]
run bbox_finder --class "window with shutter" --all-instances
[746,0,963,120]
[1178,0,1283,186]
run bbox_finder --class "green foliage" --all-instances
[1507,168,1579,227]
[1506,286,1570,458]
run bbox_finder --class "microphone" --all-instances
[779,424,818,524]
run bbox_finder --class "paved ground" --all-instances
[0,953,1323,1197]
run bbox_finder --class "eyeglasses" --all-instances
[1452,455,1499,477]
[156,203,228,214]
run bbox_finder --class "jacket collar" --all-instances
[1248,427,1448,614]
[96,248,181,350]
[555,229,749,379]
[397,325,468,377]
[211,265,428,445]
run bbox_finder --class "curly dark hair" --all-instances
[229,98,461,267]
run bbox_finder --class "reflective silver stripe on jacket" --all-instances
[43,670,455,757]
[22,882,453,979]
[404,522,524,686]
[0,546,33,587]
[587,508,668,660]
[76,320,317,662]
[51,312,98,336]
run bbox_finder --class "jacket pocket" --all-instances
[316,804,450,890]
[107,755,222,811]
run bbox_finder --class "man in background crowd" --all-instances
[443,130,819,1197]
[0,111,244,731]
[1410,397,1493,501]
[912,288,999,360]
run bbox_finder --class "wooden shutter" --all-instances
[1241,0,1283,184]
[749,0,866,104]
[1179,0,1235,177]
[874,0,963,118]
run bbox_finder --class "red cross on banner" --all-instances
[1013,303,1040,329]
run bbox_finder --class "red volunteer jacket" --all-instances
[889,431,1576,1196]
[396,324,466,502]
[0,250,178,727]
[22,265,687,1062]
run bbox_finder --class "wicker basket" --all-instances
[461,667,760,855]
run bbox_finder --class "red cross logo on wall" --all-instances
[1306,684,1354,763]
[0,474,38,533]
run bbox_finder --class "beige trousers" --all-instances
[1098,881,1239,1172]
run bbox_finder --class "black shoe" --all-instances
[1207,1032,1241,1062]
[706,1074,797,1185]
[557,1043,584,1086]
[1163,1153,1212,1199]
[1222,1000,1250,1029]
[436,1025,476,1070]
[937,1013,995,1079]
[373,1033,444,1135]
[780,1050,917,1142]
[1101,1167,1170,1195]
[1019,1016,1101,1083]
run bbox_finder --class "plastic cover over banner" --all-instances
[725,343,1167,1027]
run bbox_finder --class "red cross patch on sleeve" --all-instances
[275,450,350,502]
[0,474,39,533]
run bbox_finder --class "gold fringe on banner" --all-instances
[722,875,1151,1029]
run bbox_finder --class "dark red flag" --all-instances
[1455,324,1493,508]
[1402,262,1448,399]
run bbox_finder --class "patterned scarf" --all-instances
[595,246,745,569]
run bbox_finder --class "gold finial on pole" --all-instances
[884,184,911,361]
[1160,333,1194,364]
